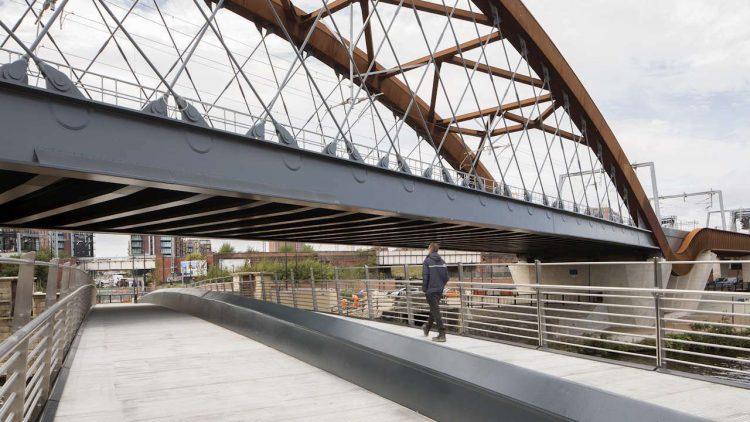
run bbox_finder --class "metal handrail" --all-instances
[0,257,96,422]
[187,258,750,386]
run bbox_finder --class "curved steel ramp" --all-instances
[143,289,708,422]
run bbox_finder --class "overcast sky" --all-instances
[525,1,750,217]
[4,0,747,256]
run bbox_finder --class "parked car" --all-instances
[387,287,422,297]
[715,277,739,288]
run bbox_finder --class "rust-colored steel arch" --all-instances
[470,0,750,273]
[218,0,750,273]
[219,0,494,180]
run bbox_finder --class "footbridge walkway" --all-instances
[1,257,750,421]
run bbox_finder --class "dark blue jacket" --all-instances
[422,252,449,294]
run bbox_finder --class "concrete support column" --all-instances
[510,259,672,328]
[665,251,717,312]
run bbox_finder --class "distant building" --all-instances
[267,241,303,252]
[71,233,95,257]
[129,235,184,257]
[182,238,211,256]
[127,236,214,283]
[128,235,154,256]
[129,235,185,283]
[0,228,93,257]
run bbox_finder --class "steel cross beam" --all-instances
[378,31,503,78]
[438,94,551,125]
[217,0,494,179]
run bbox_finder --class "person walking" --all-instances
[422,242,449,342]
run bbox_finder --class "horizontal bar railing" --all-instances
[0,255,96,422]
[182,259,750,386]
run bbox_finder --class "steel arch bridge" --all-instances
[0,0,748,271]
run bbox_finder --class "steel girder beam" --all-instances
[0,80,656,254]
[218,0,494,179]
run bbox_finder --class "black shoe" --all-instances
[422,325,430,337]
[432,333,446,343]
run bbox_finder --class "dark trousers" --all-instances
[424,292,445,334]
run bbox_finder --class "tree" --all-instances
[218,242,235,254]
[278,244,295,253]
[245,258,333,281]
[196,265,231,282]
[0,254,20,277]
[0,248,57,291]
[245,245,257,253]
[33,248,55,290]
[301,244,315,253]
[185,252,204,261]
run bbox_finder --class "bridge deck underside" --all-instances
[0,168,647,258]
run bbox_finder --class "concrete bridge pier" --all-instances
[663,251,717,312]
[509,261,671,328]
[508,254,741,334]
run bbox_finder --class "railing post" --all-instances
[458,263,467,334]
[404,264,414,326]
[12,251,36,331]
[260,274,268,301]
[365,265,374,320]
[61,300,71,352]
[334,267,342,315]
[8,339,28,421]
[45,258,60,309]
[273,273,281,304]
[310,268,318,312]
[653,257,665,368]
[534,259,546,348]
[59,263,71,299]
[40,319,54,409]
[54,308,65,373]
[291,270,298,308]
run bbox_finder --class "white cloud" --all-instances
[525,0,750,219]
